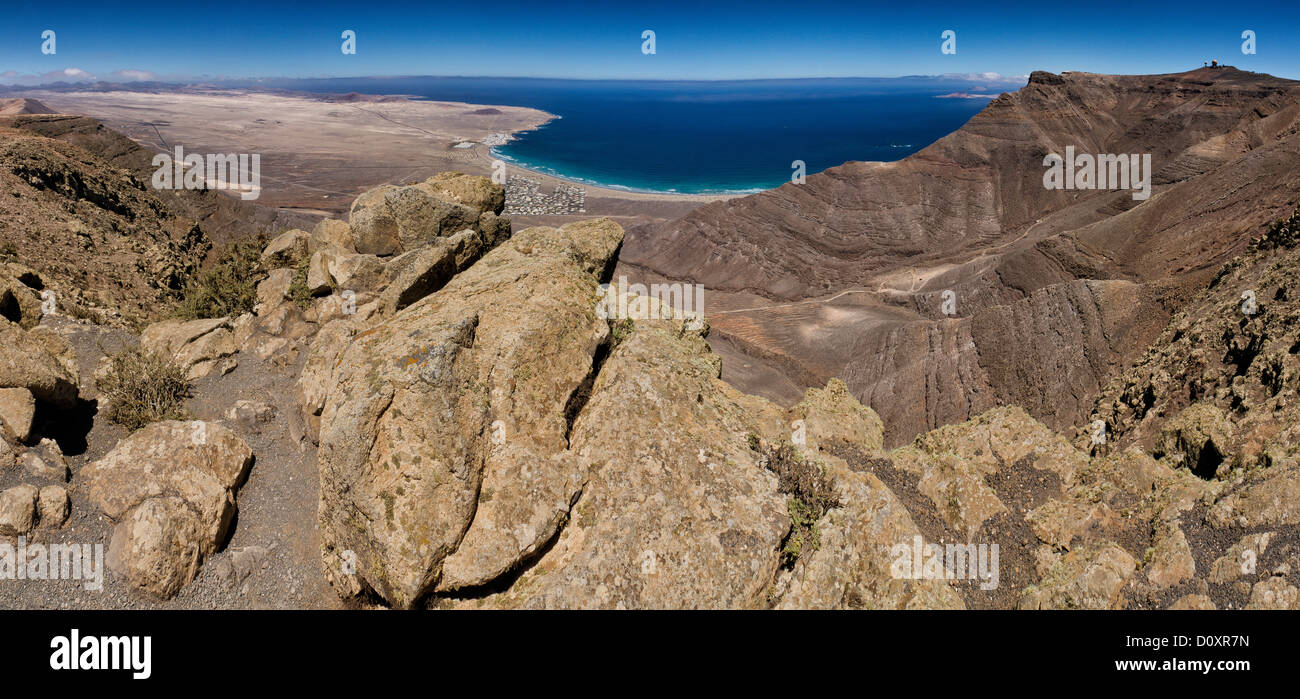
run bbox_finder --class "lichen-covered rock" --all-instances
[455,317,790,609]
[19,445,68,482]
[309,218,357,256]
[0,484,37,536]
[255,268,295,313]
[317,219,623,607]
[259,229,310,269]
[140,316,240,381]
[37,485,69,528]
[775,456,965,609]
[325,253,387,293]
[1020,542,1136,609]
[0,319,80,407]
[0,269,44,329]
[1209,532,1272,584]
[81,421,253,598]
[418,172,505,215]
[378,228,500,314]
[0,386,35,443]
[347,174,509,258]
[306,250,335,295]
[1207,457,1300,528]
[1246,577,1300,609]
[1155,403,1235,479]
[1143,520,1195,589]
[789,378,884,455]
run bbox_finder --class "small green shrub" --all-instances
[96,347,191,430]
[174,235,268,319]
[287,254,315,310]
[610,318,635,346]
[763,441,840,568]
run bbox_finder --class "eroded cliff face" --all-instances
[1088,209,1300,472]
[288,178,1300,610]
[618,67,1300,447]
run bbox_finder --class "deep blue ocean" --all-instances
[247,76,1004,194]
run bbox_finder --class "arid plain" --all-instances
[26,89,721,229]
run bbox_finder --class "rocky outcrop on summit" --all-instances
[301,199,972,609]
[292,170,1300,609]
[346,172,509,257]
[621,67,1300,446]
[458,318,793,609]
[313,219,621,607]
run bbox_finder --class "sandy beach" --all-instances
[27,88,734,227]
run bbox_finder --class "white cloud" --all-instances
[39,67,96,81]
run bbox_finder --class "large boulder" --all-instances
[316,219,623,607]
[309,218,357,256]
[80,421,253,598]
[347,173,508,257]
[463,318,792,609]
[255,268,295,312]
[417,172,505,215]
[259,229,310,269]
[0,268,44,330]
[379,227,500,314]
[325,253,387,293]
[0,320,79,407]
[140,316,240,381]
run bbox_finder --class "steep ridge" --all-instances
[4,113,315,249]
[0,111,319,326]
[619,67,1300,446]
[0,118,206,324]
[0,98,56,115]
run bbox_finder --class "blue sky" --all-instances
[1,0,1298,83]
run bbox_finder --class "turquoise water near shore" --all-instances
[253,76,1004,194]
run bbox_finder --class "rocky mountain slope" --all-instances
[0,108,317,327]
[2,76,1299,609]
[6,112,315,250]
[620,66,1300,448]
[0,117,204,324]
[0,98,55,115]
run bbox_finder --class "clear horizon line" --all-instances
[1,72,1038,90]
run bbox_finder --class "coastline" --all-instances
[486,145,758,201]
[24,86,738,216]
[473,144,741,203]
